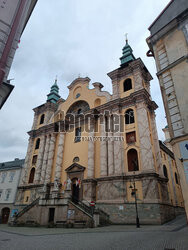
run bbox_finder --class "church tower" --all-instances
[16,80,61,204]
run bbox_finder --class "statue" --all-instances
[66,177,72,190]
[43,182,47,192]
[54,178,59,190]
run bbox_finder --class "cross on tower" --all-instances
[125,33,128,44]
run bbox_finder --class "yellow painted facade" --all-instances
[17,40,185,224]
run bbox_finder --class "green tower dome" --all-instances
[47,79,60,104]
[120,39,135,66]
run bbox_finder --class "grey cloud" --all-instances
[0,0,170,161]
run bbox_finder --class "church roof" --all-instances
[148,0,188,36]
[0,158,24,171]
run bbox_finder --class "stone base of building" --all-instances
[96,202,184,225]
[12,192,97,228]
[11,200,184,227]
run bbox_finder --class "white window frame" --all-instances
[0,190,3,199]
[1,172,7,183]
[5,189,11,201]
[9,171,15,182]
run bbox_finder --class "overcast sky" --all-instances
[0,0,170,162]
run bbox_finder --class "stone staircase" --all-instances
[14,197,40,221]
[70,196,110,226]
[11,194,110,227]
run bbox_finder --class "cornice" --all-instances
[28,123,55,138]
[28,89,157,137]
[107,58,153,82]
[83,172,168,183]
[33,102,58,115]
[18,184,43,190]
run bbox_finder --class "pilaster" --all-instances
[108,115,114,175]
[100,116,107,176]
[20,138,34,185]
[54,132,65,182]
[34,135,46,184]
[136,102,155,172]
[87,122,95,178]
[40,135,50,183]
[44,134,56,183]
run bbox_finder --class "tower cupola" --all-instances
[47,79,60,103]
[120,38,135,66]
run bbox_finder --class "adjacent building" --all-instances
[0,158,24,224]
[147,0,188,221]
[0,0,37,109]
[13,40,184,227]
[160,140,184,208]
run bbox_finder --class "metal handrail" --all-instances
[71,196,93,216]
[15,197,40,219]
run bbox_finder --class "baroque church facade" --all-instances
[14,40,184,226]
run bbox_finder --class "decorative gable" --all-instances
[65,163,86,173]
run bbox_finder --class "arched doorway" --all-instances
[1,207,10,224]
[72,178,79,203]
[65,162,85,202]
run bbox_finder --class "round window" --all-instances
[73,157,80,163]
[76,93,80,99]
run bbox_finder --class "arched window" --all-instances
[175,172,179,184]
[39,114,45,124]
[77,109,82,114]
[127,149,139,172]
[28,168,35,183]
[125,109,135,124]
[32,155,37,165]
[75,127,81,142]
[123,78,132,92]
[163,165,168,178]
[35,138,40,149]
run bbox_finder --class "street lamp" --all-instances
[129,162,140,228]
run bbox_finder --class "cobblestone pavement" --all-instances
[0,215,187,250]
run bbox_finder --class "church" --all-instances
[13,39,184,227]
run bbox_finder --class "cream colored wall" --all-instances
[151,25,188,219]
[170,61,188,134]
[153,29,188,135]
[55,79,110,183]
[161,149,184,207]
[164,29,188,65]
[58,82,108,115]
[60,126,89,184]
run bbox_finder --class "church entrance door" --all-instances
[1,207,10,224]
[72,178,79,203]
